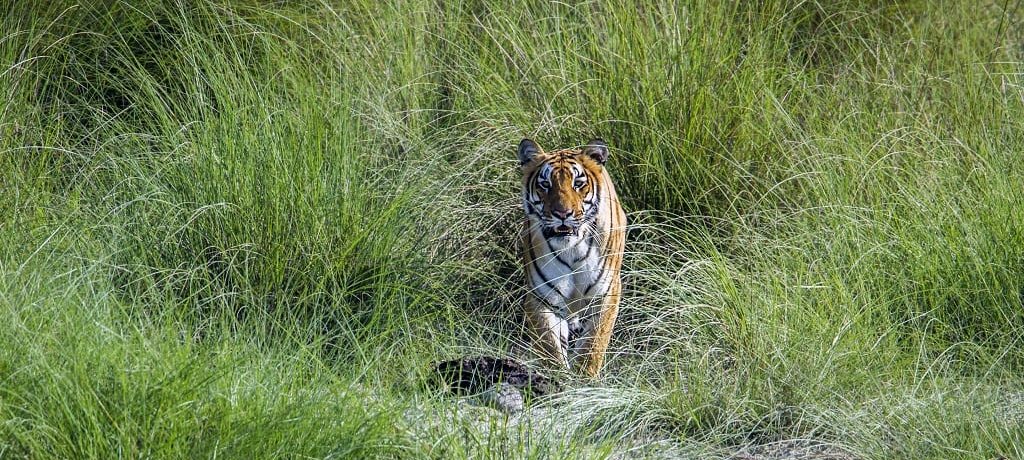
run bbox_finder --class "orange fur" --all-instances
[518,139,626,378]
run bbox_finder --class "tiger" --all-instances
[517,138,627,378]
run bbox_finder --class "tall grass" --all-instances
[2,1,1023,458]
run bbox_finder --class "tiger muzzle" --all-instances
[545,207,579,237]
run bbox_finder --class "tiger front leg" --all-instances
[524,297,571,371]
[571,277,622,378]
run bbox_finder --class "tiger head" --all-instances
[518,138,610,239]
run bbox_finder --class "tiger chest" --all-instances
[530,235,608,311]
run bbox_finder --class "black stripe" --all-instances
[554,251,573,269]
[526,168,540,187]
[527,238,570,300]
[584,227,620,297]
[582,175,601,222]
[584,257,608,297]
[526,198,544,216]
[524,169,540,200]
[546,234,576,268]
[541,233,554,254]
[571,234,588,251]
[573,239,595,265]
[529,271,557,300]
[524,167,548,219]
[546,234,588,266]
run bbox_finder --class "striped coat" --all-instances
[517,138,627,377]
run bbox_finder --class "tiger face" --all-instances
[518,138,610,239]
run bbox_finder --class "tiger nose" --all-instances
[552,208,571,220]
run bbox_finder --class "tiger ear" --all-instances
[583,138,609,165]
[518,138,541,166]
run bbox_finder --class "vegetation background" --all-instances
[2,1,1022,458]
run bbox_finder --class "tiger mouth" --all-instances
[544,225,578,238]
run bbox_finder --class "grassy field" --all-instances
[2,1,1023,458]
